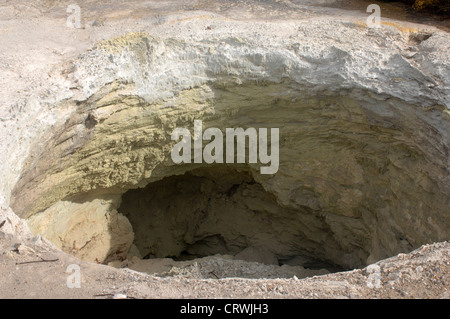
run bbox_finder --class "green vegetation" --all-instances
[383,0,449,15]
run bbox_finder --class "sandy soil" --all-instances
[1,227,449,299]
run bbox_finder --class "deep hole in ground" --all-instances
[13,80,449,278]
[118,165,345,272]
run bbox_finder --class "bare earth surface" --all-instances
[1,227,449,299]
[0,0,449,299]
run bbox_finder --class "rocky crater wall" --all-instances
[4,20,450,270]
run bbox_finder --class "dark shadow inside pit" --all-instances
[118,165,345,272]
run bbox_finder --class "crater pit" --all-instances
[118,165,345,270]
[7,29,449,279]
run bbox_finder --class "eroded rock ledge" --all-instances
[3,12,449,272]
